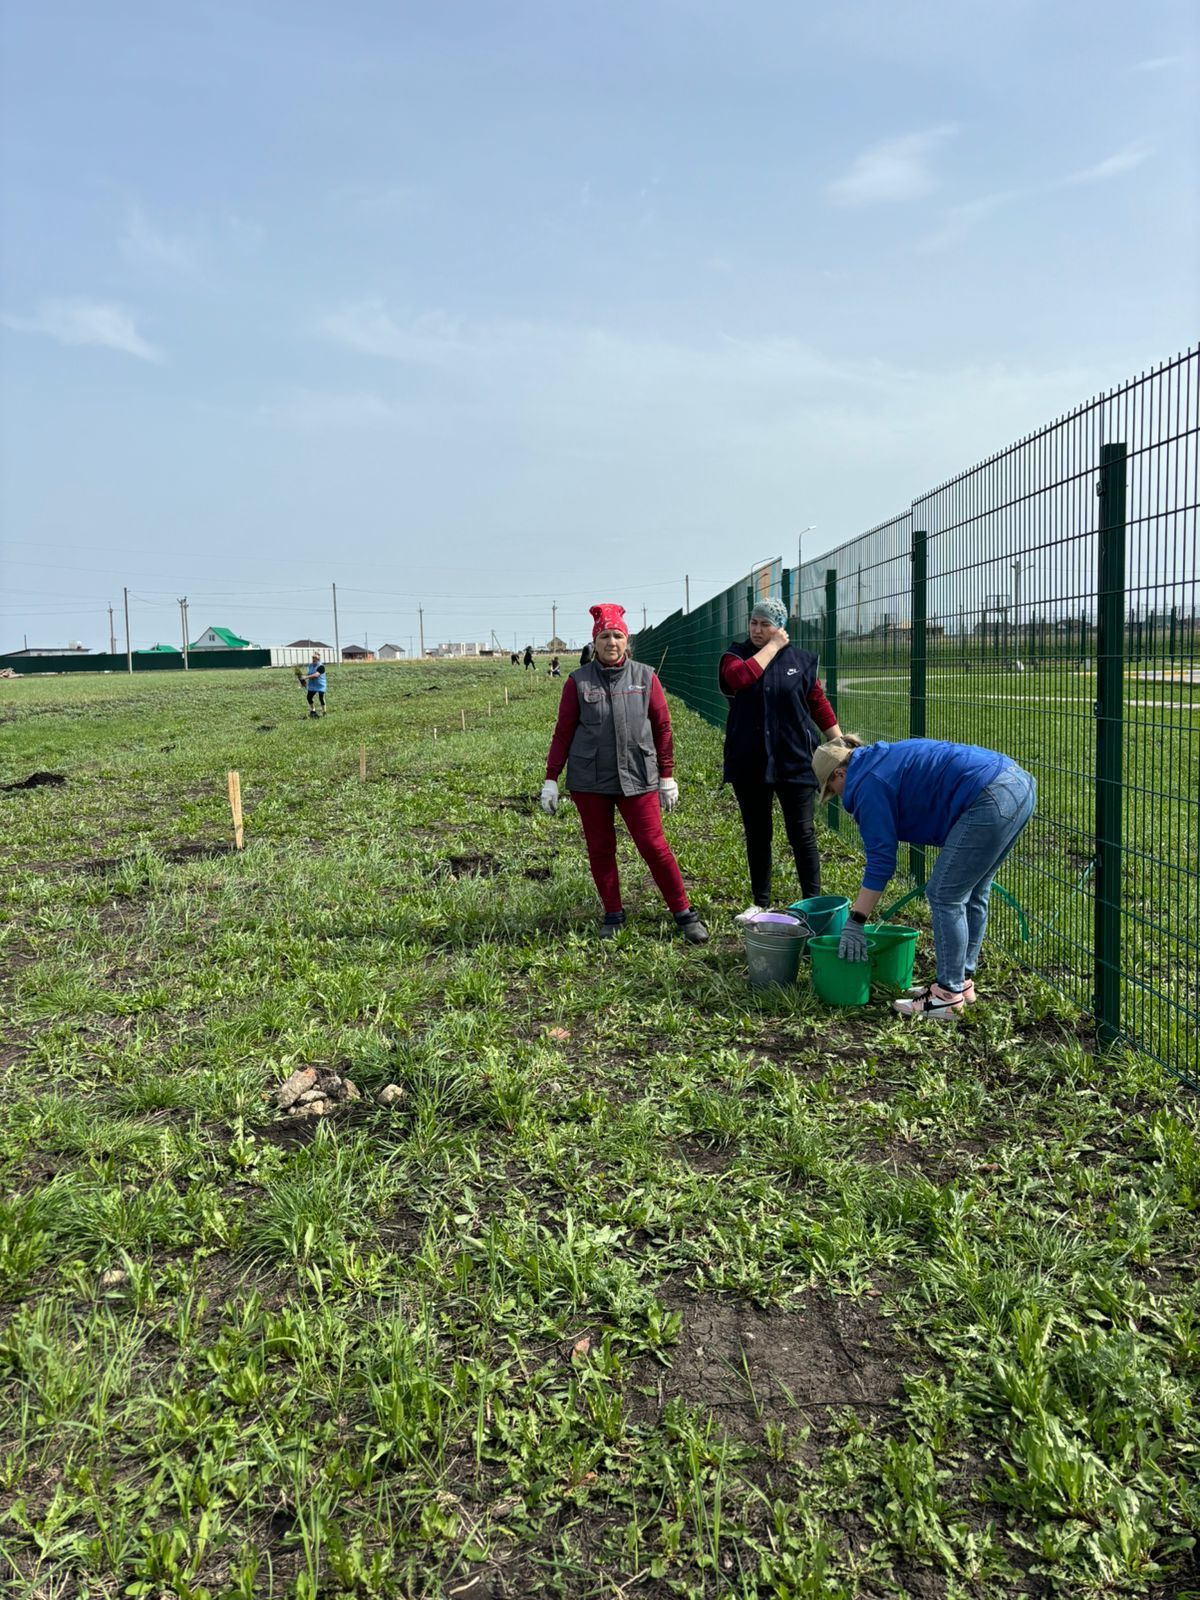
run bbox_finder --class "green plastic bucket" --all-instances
[865,924,919,988]
[744,917,808,989]
[809,933,875,1007]
[790,895,849,938]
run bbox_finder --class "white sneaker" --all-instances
[734,905,764,925]
[906,978,977,1005]
[893,986,966,1021]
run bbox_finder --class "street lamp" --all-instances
[797,525,817,637]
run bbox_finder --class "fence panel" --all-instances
[635,343,1199,1085]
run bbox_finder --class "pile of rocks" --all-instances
[275,1065,360,1120]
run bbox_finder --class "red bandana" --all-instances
[590,603,629,640]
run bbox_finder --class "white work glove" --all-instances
[658,777,679,814]
[539,779,560,815]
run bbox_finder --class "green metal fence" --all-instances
[0,649,273,674]
[635,345,1199,1085]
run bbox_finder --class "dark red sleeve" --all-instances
[648,675,674,777]
[807,678,838,733]
[545,678,580,779]
[719,652,764,694]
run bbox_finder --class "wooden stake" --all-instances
[505,686,509,705]
[226,770,244,851]
[460,708,466,731]
[358,744,367,783]
[433,726,438,740]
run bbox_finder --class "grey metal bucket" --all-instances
[743,913,811,989]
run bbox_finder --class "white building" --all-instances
[378,643,406,660]
[429,641,488,658]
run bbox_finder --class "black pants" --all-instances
[306,690,326,709]
[732,779,821,906]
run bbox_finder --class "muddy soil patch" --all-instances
[445,852,500,877]
[634,1285,911,1448]
[1,771,67,791]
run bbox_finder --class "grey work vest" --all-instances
[565,658,659,796]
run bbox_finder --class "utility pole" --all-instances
[418,606,425,659]
[551,603,557,646]
[331,583,341,663]
[123,587,132,674]
[642,605,648,630]
[178,598,189,668]
[1011,559,1023,665]
[685,574,690,614]
[108,605,116,654]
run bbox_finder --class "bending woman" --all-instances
[812,736,1036,1019]
[540,604,708,944]
[720,597,842,921]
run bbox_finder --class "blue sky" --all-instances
[1,0,1196,653]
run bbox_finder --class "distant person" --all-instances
[549,655,561,677]
[304,653,327,718]
[511,652,520,666]
[579,641,594,667]
[540,603,707,944]
[813,736,1036,1019]
[523,645,537,672]
[719,598,841,921]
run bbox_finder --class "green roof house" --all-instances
[191,626,253,650]
[136,643,181,653]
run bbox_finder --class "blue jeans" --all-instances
[924,765,1036,992]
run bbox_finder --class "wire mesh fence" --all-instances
[635,345,1199,1085]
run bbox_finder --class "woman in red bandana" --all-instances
[540,604,708,943]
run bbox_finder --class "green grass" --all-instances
[1,661,1198,1599]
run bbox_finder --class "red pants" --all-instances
[571,790,690,915]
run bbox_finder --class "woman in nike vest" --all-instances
[719,597,842,921]
[540,604,708,943]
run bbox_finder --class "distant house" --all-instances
[428,641,488,658]
[191,626,253,650]
[341,644,374,661]
[6,643,89,656]
[377,643,405,660]
[136,644,181,654]
[545,636,568,652]
[287,639,333,652]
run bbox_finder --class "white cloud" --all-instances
[1063,143,1152,184]
[1134,54,1183,71]
[828,125,957,206]
[0,299,163,362]
[311,302,1100,489]
[919,190,1021,252]
[120,206,200,277]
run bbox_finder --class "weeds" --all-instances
[0,661,1196,1596]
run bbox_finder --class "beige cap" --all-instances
[812,740,855,803]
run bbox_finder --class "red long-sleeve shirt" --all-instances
[718,652,839,732]
[545,674,675,782]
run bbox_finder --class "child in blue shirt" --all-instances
[812,736,1036,1019]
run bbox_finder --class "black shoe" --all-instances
[675,910,709,945]
[599,912,626,940]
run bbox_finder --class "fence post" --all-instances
[1094,441,1127,1050]
[781,566,792,627]
[909,528,928,884]
[824,569,840,833]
